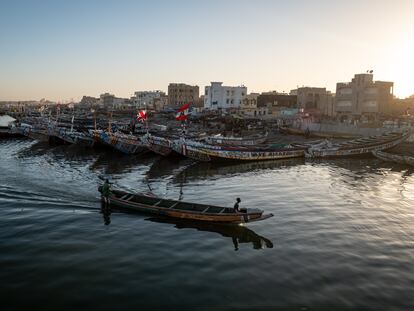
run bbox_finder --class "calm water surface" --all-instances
[1,139,414,310]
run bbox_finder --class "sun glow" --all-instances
[387,29,414,98]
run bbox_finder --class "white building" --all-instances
[204,82,247,111]
[132,91,166,108]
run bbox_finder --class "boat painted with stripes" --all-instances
[305,131,411,158]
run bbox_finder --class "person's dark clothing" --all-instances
[102,181,111,198]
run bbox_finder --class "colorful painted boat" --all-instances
[143,134,174,156]
[205,132,268,146]
[305,131,411,158]
[99,131,147,154]
[172,139,308,162]
[99,188,273,223]
[19,125,49,142]
[56,128,95,147]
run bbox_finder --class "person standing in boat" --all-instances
[234,198,241,212]
[102,179,111,204]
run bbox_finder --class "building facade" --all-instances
[335,73,394,119]
[99,93,129,109]
[240,93,267,118]
[257,92,297,108]
[204,82,247,110]
[131,91,166,109]
[295,87,335,116]
[168,83,199,108]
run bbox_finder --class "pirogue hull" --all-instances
[144,135,173,156]
[306,131,411,158]
[173,140,306,162]
[101,189,273,223]
[20,127,49,142]
[100,131,147,154]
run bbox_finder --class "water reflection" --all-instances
[90,151,156,175]
[100,201,111,225]
[146,156,194,181]
[147,217,273,251]
[173,158,305,183]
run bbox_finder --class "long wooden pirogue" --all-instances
[304,130,411,158]
[99,188,273,223]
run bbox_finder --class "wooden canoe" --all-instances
[172,139,308,162]
[143,134,174,156]
[305,131,411,158]
[99,188,273,223]
[205,132,268,146]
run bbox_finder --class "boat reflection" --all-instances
[173,157,305,183]
[90,151,156,175]
[146,156,194,181]
[147,216,273,251]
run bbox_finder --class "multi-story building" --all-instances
[168,83,199,108]
[204,82,247,111]
[152,94,169,111]
[335,73,394,119]
[240,93,267,118]
[294,87,335,116]
[256,92,297,118]
[99,93,129,109]
[131,90,166,109]
[257,92,297,108]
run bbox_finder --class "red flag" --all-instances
[176,103,190,121]
[178,103,190,112]
[137,110,147,122]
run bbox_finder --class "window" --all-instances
[226,99,229,104]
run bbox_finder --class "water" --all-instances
[1,139,414,310]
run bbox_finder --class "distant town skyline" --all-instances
[1,0,413,101]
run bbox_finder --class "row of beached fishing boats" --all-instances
[6,118,412,162]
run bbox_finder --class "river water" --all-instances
[1,139,413,310]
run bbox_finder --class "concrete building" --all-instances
[152,94,169,111]
[257,92,297,108]
[132,91,166,109]
[168,83,199,108]
[335,73,394,119]
[99,93,129,109]
[204,82,247,111]
[240,93,267,118]
[256,92,297,118]
[295,87,335,116]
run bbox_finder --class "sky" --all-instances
[1,0,414,101]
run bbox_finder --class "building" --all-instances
[152,94,169,111]
[335,73,394,119]
[295,87,335,116]
[79,96,99,108]
[257,92,297,108]
[256,92,297,118]
[131,91,166,109]
[240,93,267,118]
[204,82,247,111]
[99,93,129,109]
[168,83,199,108]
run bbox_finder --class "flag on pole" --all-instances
[176,103,190,121]
[137,110,147,122]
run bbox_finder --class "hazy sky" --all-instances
[1,0,413,101]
